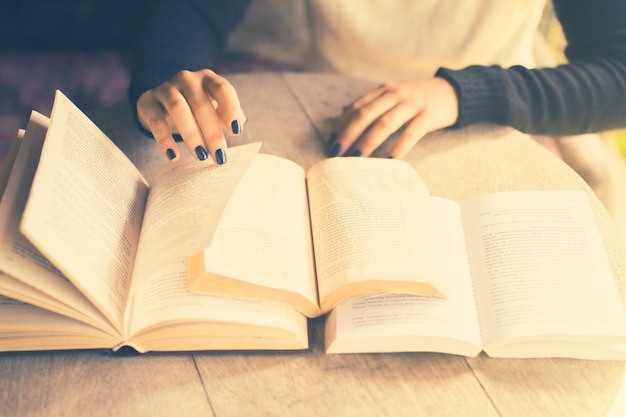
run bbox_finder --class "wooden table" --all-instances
[1,72,625,417]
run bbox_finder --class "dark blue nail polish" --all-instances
[330,143,341,157]
[166,148,176,160]
[328,133,337,147]
[195,145,208,161]
[231,120,241,135]
[215,148,227,164]
[351,149,362,157]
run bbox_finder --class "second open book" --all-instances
[190,137,626,359]
[188,145,451,317]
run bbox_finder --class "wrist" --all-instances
[435,66,509,128]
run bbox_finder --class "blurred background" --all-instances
[0,0,304,168]
[1,1,625,167]
[0,0,142,165]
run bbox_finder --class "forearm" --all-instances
[128,0,252,108]
[436,0,626,135]
[436,62,626,135]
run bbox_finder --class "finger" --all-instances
[176,73,229,164]
[189,95,228,164]
[335,84,387,132]
[202,70,245,136]
[350,83,388,109]
[137,94,180,161]
[353,103,414,157]
[388,114,429,159]
[330,85,388,155]
[154,85,212,162]
[153,123,180,161]
[333,90,399,156]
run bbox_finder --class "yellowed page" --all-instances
[20,92,148,332]
[306,157,447,310]
[0,295,117,352]
[0,272,116,336]
[129,142,261,286]
[463,191,626,356]
[125,257,307,350]
[0,112,114,333]
[326,197,482,355]
[196,153,318,314]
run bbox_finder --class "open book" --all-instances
[324,192,626,359]
[183,137,626,359]
[188,151,451,317]
[0,92,308,353]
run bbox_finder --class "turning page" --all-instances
[0,111,113,332]
[131,142,261,285]
[326,197,482,355]
[187,153,318,316]
[20,91,149,332]
[306,157,449,313]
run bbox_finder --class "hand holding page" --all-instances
[0,91,308,353]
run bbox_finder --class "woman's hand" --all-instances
[136,69,246,163]
[328,77,459,158]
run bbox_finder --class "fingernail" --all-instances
[195,145,208,161]
[328,133,337,147]
[330,143,341,157]
[351,149,362,157]
[166,148,176,160]
[231,120,241,135]
[215,148,227,165]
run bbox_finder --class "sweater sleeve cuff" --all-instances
[127,64,190,139]
[435,66,510,128]
[127,64,185,110]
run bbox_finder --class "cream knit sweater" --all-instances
[302,0,547,82]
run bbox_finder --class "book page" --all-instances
[194,154,318,314]
[129,142,261,286]
[125,257,307,349]
[0,271,115,333]
[463,191,626,348]
[0,112,113,333]
[326,197,482,355]
[0,295,117,352]
[306,157,447,310]
[20,91,149,331]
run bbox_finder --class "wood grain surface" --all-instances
[1,72,624,417]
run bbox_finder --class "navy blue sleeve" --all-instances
[436,0,626,135]
[128,0,252,109]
